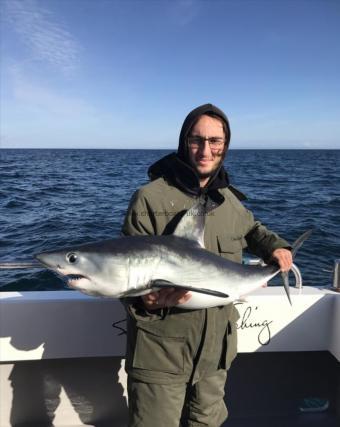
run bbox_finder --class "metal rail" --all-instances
[331,259,340,292]
[6,259,340,294]
[245,259,303,289]
[0,261,42,269]
[0,260,304,289]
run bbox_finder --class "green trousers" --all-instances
[127,369,228,427]
[125,304,239,427]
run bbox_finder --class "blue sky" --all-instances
[1,0,339,149]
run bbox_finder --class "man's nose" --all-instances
[198,140,211,156]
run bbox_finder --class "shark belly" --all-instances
[150,250,279,309]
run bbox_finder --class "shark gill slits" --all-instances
[66,252,78,264]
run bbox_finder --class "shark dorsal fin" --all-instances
[173,201,205,248]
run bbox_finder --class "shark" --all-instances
[35,202,312,309]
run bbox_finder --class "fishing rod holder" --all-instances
[331,259,340,293]
[245,259,303,289]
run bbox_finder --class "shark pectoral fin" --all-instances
[281,271,292,306]
[150,279,229,298]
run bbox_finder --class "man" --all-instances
[122,104,292,427]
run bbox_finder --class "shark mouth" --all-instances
[67,274,86,281]
[65,274,90,288]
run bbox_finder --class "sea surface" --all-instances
[0,149,339,291]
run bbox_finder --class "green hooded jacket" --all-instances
[121,104,290,385]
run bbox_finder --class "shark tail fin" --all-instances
[281,271,292,306]
[291,229,313,258]
[281,229,312,306]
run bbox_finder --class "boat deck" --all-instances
[224,352,339,427]
[225,413,339,427]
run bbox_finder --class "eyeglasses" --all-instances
[187,135,225,150]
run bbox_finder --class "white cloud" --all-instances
[167,0,201,26]
[6,66,94,118]
[4,0,80,75]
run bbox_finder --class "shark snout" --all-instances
[35,252,63,271]
[35,253,49,267]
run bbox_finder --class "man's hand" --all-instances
[141,288,192,310]
[271,248,293,272]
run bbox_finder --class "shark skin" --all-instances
[35,203,312,309]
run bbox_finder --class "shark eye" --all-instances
[66,253,78,264]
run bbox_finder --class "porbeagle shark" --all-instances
[36,202,311,309]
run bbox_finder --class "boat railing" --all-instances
[245,259,303,289]
[0,259,304,289]
[332,259,340,292]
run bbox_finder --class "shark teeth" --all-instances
[67,274,86,281]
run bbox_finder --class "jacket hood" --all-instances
[177,103,231,161]
[148,153,246,202]
[148,104,245,201]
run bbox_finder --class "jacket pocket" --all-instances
[217,235,247,253]
[133,324,185,374]
[217,235,247,262]
[225,319,238,370]
[219,307,239,370]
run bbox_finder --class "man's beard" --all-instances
[196,151,224,179]
[197,169,218,179]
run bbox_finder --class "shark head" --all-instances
[35,240,130,297]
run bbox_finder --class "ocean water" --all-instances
[0,149,339,291]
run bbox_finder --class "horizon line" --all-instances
[1,147,339,150]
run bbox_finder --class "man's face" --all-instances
[187,115,226,181]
